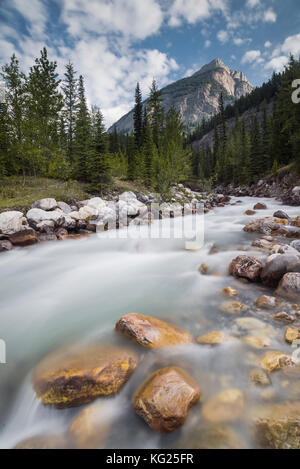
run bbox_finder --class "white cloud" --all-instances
[241,49,262,64]
[204,40,211,48]
[264,41,272,48]
[264,8,277,23]
[233,37,252,46]
[217,30,229,44]
[265,56,289,72]
[168,0,228,27]
[280,33,300,57]
[246,0,260,7]
[60,0,163,40]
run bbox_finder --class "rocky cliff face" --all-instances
[109,58,253,133]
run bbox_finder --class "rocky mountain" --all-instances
[109,58,253,133]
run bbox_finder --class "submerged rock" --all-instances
[276,273,300,301]
[254,403,300,449]
[133,367,200,433]
[222,286,238,297]
[115,313,194,349]
[0,240,13,252]
[14,434,68,449]
[33,345,138,408]
[229,255,263,282]
[273,312,295,323]
[255,295,282,310]
[196,331,234,345]
[220,301,248,315]
[254,203,267,210]
[249,368,271,387]
[243,336,271,349]
[202,389,244,423]
[177,424,247,449]
[68,402,111,449]
[245,210,256,216]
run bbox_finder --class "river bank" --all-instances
[1,196,300,449]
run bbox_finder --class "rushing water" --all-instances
[1,196,300,449]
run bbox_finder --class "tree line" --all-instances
[192,56,300,187]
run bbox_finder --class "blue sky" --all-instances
[0,0,299,127]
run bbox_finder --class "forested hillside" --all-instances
[190,56,300,188]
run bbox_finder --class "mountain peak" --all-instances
[194,58,229,76]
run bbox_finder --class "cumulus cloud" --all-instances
[217,30,229,44]
[264,8,277,23]
[265,33,300,73]
[204,40,211,48]
[233,37,252,46]
[264,41,272,48]
[241,49,262,64]
[246,0,260,7]
[265,56,289,72]
[168,0,228,27]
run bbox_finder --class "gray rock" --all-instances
[9,228,38,247]
[276,273,300,301]
[291,240,300,253]
[0,211,25,235]
[26,208,65,227]
[261,253,300,287]
[57,201,72,214]
[33,198,57,211]
[38,233,57,242]
[0,240,13,252]
[36,220,55,233]
[273,210,290,220]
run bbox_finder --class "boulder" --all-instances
[254,203,267,210]
[197,331,234,345]
[32,198,58,211]
[9,228,38,247]
[68,402,111,449]
[260,350,294,372]
[0,240,13,252]
[78,206,98,221]
[115,313,194,349]
[245,210,256,216]
[132,367,200,433]
[202,389,244,423]
[229,255,263,282]
[273,210,289,220]
[276,273,300,301]
[33,345,138,408]
[243,217,286,235]
[249,368,271,387]
[26,208,65,227]
[36,220,55,233]
[243,336,271,349]
[57,201,72,214]
[255,295,282,310]
[254,403,300,449]
[291,240,300,253]
[261,254,300,287]
[119,191,137,202]
[0,211,25,235]
[38,233,57,242]
[285,327,300,344]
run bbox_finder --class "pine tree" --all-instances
[0,103,9,177]
[62,62,78,163]
[141,118,155,187]
[148,79,164,149]
[88,108,111,191]
[74,75,91,181]
[133,82,143,150]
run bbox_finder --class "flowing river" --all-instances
[1,196,300,449]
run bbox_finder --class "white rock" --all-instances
[87,197,107,212]
[26,208,65,225]
[36,220,55,233]
[119,191,137,201]
[69,211,81,221]
[292,186,300,194]
[57,201,72,214]
[62,215,77,230]
[33,198,57,211]
[78,206,98,221]
[0,211,25,235]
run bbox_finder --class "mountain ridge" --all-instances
[109,58,253,133]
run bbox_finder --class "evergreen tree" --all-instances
[133,82,143,149]
[148,79,164,149]
[88,108,111,191]
[141,118,155,187]
[74,75,91,181]
[62,62,78,163]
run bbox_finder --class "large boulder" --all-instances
[87,197,107,213]
[78,206,98,221]
[273,210,290,220]
[33,345,138,408]
[261,254,300,287]
[243,217,286,235]
[254,403,300,449]
[9,228,38,247]
[229,255,263,282]
[276,273,300,301]
[26,208,65,227]
[291,240,300,253]
[202,389,244,423]
[132,367,200,433]
[57,201,72,214]
[0,211,25,235]
[115,313,194,349]
[33,198,57,211]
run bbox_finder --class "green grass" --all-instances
[0,176,90,212]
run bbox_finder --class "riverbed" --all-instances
[0,197,300,449]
